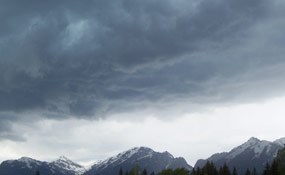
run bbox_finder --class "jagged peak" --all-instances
[238,137,262,149]
[225,137,276,160]
[93,146,173,170]
[162,151,174,159]
[116,147,155,158]
[174,156,187,161]
[52,156,84,168]
[58,155,69,160]
[274,137,285,146]
[111,147,150,157]
[247,137,261,144]
[129,146,154,152]
[55,155,73,162]
[51,156,85,175]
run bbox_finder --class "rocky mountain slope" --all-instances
[0,156,85,175]
[84,147,192,175]
[195,137,285,174]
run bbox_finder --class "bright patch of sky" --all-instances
[1,96,285,166]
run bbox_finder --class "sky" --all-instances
[1,0,285,167]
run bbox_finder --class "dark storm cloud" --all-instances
[1,0,285,140]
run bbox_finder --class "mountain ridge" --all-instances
[1,137,284,175]
[0,156,86,175]
[0,147,192,175]
[84,146,192,175]
[195,137,285,174]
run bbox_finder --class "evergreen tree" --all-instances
[150,172,155,175]
[130,165,140,175]
[202,161,218,175]
[119,167,124,175]
[173,168,190,175]
[263,163,271,175]
[252,168,257,175]
[196,167,201,175]
[158,168,190,175]
[142,168,148,175]
[202,161,212,175]
[276,147,285,175]
[158,169,173,175]
[271,159,279,175]
[232,167,237,175]
[125,171,129,175]
[220,163,231,175]
[244,169,251,175]
[191,168,197,175]
[210,162,218,175]
[36,171,40,175]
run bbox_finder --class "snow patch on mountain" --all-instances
[51,156,86,175]
[84,147,192,175]
[2,156,86,175]
[227,137,260,159]
[6,157,41,169]
[226,137,273,159]
[274,137,285,146]
[94,147,154,169]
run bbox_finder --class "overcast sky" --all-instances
[1,0,285,167]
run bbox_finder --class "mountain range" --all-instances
[0,156,85,175]
[0,147,191,175]
[195,137,285,174]
[0,137,284,175]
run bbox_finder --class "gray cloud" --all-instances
[0,113,26,141]
[1,0,285,140]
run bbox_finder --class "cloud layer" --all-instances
[1,0,285,140]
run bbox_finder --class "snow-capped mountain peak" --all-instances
[274,137,285,146]
[195,137,285,175]
[1,156,86,175]
[226,137,273,159]
[126,146,154,155]
[18,157,35,162]
[163,151,174,159]
[94,147,155,170]
[5,157,42,169]
[57,156,70,161]
[247,137,260,144]
[85,147,192,175]
[53,156,79,166]
[50,156,86,175]
[18,157,41,163]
